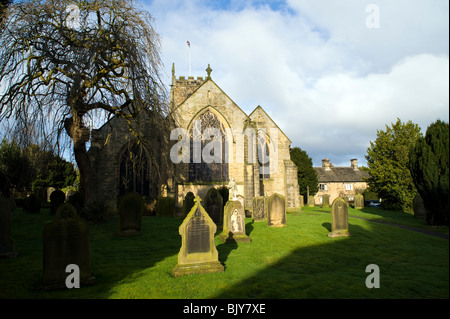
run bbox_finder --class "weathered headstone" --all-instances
[172,196,224,277]
[328,197,351,238]
[299,195,304,207]
[252,196,266,222]
[0,196,17,258]
[308,195,315,207]
[322,194,330,208]
[354,193,364,210]
[42,203,95,289]
[117,192,144,236]
[267,193,286,227]
[219,200,251,243]
[204,187,223,226]
[413,195,427,219]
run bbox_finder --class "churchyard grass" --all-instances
[0,205,448,298]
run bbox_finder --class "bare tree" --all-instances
[0,0,168,207]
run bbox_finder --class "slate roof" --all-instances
[314,167,370,183]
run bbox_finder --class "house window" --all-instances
[344,183,353,191]
[319,183,328,191]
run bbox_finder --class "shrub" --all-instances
[409,120,449,225]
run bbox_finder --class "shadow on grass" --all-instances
[322,222,331,232]
[217,241,238,269]
[3,210,183,298]
[212,220,449,299]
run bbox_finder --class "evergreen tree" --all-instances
[290,147,318,200]
[365,118,422,212]
[409,120,449,225]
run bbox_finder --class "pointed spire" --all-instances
[206,64,212,80]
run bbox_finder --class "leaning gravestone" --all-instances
[117,192,144,236]
[252,196,266,222]
[204,187,223,226]
[0,196,17,258]
[219,200,251,243]
[413,195,427,219]
[172,196,224,277]
[267,193,286,227]
[328,197,351,238]
[354,193,364,210]
[42,203,95,290]
[322,194,330,208]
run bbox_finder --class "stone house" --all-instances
[313,158,369,205]
[87,64,301,212]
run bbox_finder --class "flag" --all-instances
[187,41,190,47]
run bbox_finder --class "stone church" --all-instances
[87,64,301,213]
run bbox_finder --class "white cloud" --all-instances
[143,0,449,167]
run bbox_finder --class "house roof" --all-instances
[314,167,370,183]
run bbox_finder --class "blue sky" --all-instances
[139,0,449,167]
[2,0,447,169]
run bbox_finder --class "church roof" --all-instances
[249,105,291,144]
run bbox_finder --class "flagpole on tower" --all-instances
[187,41,191,76]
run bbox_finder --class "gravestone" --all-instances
[267,193,286,227]
[172,196,224,277]
[413,195,427,219]
[328,197,351,238]
[252,196,266,222]
[354,193,364,210]
[322,194,330,208]
[50,189,66,215]
[299,195,304,207]
[0,196,17,258]
[156,196,175,217]
[117,192,144,236]
[204,187,223,226]
[219,200,251,243]
[46,187,56,202]
[42,203,95,290]
[183,192,195,217]
[308,195,315,207]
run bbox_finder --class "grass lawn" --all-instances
[0,205,448,299]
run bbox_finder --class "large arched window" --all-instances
[119,143,150,197]
[258,130,271,179]
[188,110,228,182]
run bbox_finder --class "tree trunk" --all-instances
[64,116,94,208]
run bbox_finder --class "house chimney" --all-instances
[322,158,331,171]
[351,158,358,170]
